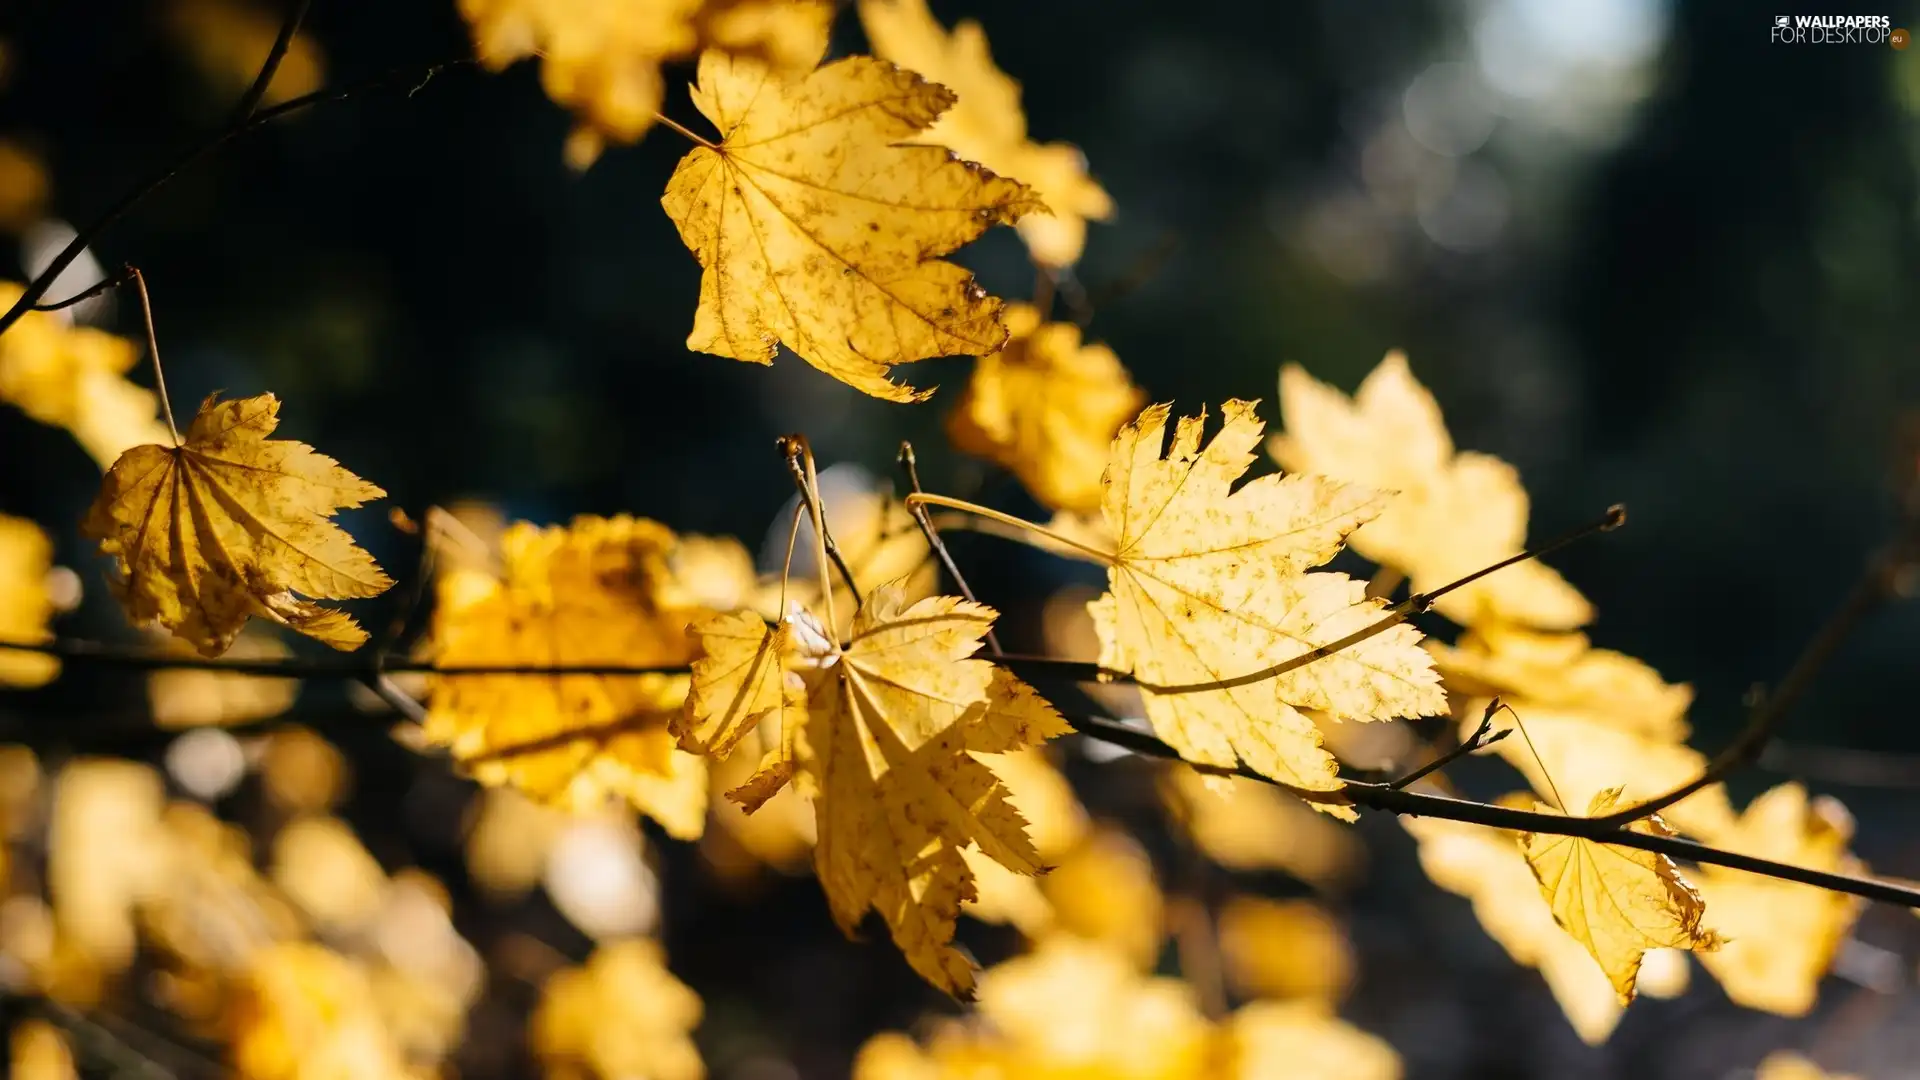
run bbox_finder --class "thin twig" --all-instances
[128,268,180,444]
[0,59,470,338]
[228,0,314,126]
[1060,713,1920,909]
[33,264,132,311]
[1352,700,1511,792]
[782,436,864,611]
[898,441,1001,655]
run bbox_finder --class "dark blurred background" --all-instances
[3,0,1920,1077]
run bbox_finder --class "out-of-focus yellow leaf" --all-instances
[1431,624,1693,741]
[1520,789,1720,1004]
[0,282,171,468]
[0,139,48,232]
[150,629,299,728]
[1272,353,1591,630]
[531,939,704,1080]
[460,0,832,148]
[1403,809,1627,1045]
[228,943,416,1080]
[82,393,393,656]
[164,0,325,105]
[260,727,349,814]
[1217,896,1354,1002]
[1088,401,1444,803]
[661,48,1042,401]
[859,0,1112,268]
[1757,1052,1859,1080]
[961,748,1087,933]
[7,1020,75,1080]
[425,515,711,838]
[1161,766,1361,887]
[465,787,569,901]
[48,759,169,973]
[948,304,1146,512]
[0,515,57,687]
[1696,784,1863,1016]
[857,937,1211,1080]
[271,816,389,934]
[1222,1000,1401,1080]
[1043,826,1164,970]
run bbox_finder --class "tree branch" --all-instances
[2,57,469,331]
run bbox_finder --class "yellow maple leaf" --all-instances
[799,583,1068,993]
[1271,352,1591,630]
[80,393,392,657]
[1403,808,1632,1044]
[858,0,1113,268]
[424,515,711,838]
[460,0,832,148]
[1520,788,1720,1004]
[960,747,1088,933]
[1693,783,1863,1016]
[947,304,1147,513]
[1086,400,1445,802]
[661,48,1043,402]
[1431,623,1693,742]
[0,515,58,687]
[1224,1000,1402,1080]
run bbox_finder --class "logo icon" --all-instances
[1895,27,1911,48]
[1775,15,1792,27]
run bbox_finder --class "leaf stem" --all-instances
[127,268,180,446]
[652,112,717,149]
[903,493,1114,565]
[898,442,1001,655]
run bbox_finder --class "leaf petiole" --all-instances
[902,493,1115,566]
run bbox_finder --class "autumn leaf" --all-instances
[1225,1000,1402,1080]
[661,49,1044,402]
[854,937,1213,1080]
[460,0,832,150]
[1086,400,1445,802]
[1272,352,1591,630]
[947,303,1146,513]
[228,943,414,1080]
[1520,788,1720,1004]
[1757,1053,1859,1080]
[80,393,391,657]
[1693,783,1864,1016]
[424,515,712,839]
[531,939,704,1080]
[858,0,1113,268]
[0,515,59,687]
[1403,809,1631,1044]
[801,584,1067,994]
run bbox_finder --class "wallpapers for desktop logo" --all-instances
[1770,14,1906,46]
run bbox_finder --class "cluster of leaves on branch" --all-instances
[0,0,1895,1077]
